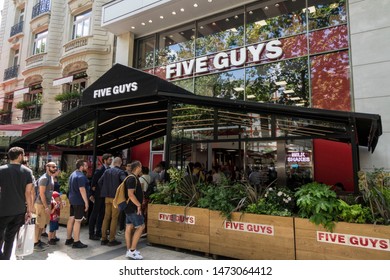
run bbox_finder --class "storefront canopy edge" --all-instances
[10,64,382,154]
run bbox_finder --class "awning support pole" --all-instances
[164,100,173,168]
[350,121,360,194]
[92,109,99,174]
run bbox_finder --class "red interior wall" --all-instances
[130,142,150,167]
[313,139,354,191]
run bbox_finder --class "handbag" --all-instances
[15,218,35,257]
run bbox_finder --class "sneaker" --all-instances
[89,234,100,241]
[39,241,49,248]
[34,242,46,252]
[41,232,48,238]
[72,241,88,249]
[65,238,74,245]
[107,240,122,247]
[116,230,124,236]
[126,250,143,260]
[101,239,109,245]
[53,237,60,242]
[48,239,57,245]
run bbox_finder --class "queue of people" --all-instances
[0,147,165,260]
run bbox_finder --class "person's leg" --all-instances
[3,213,24,260]
[0,216,8,258]
[109,202,119,241]
[73,220,81,242]
[88,196,102,237]
[101,198,112,242]
[131,224,145,250]
[125,223,133,250]
[96,197,105,237]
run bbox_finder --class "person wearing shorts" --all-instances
[65,159,89,249]
[123,160,145,260]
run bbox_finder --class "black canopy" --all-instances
[11,64,382,154]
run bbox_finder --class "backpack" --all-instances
[35,173,51,201]
[113,174,136,211]
[145,180,156,198]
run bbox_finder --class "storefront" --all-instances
[10,64,381,192]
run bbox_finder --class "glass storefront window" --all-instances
[172,78,194,93]
[136,36,156,69]
[307,0,347,30]
[49,121,95,148]
[246,0,307,45]
[245,57,309,106]
[157,25,195,66]
[194,69,245,99]
[196,7,244,56]
[172,105,214,142]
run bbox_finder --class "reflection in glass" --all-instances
[196,7,244,56]
[157,25,195,66]
[307,0,347,30]
[246,0,307,44]
[49,121,95,148]
[194,68,245,99]
[172,78,194,93]
[136,36,156,69]
[245,57,309,106]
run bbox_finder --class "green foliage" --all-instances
[54,91,82,102]
[295,182,341,232]
[358,169,390,224]
[15,100,37,109]
[337,200,372,224]
[58,170,72,194]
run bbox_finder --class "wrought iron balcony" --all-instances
[22,105,42,122]
[32,0,51,19]
[61,98,81,113]
[4,65,19,80]
[0,112,12,124]
[10,21,23,37]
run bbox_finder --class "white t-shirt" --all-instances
[140,174,151,192]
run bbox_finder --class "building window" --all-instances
[136,36,156,69]
[33,30,48,55]
[72,10,91,39]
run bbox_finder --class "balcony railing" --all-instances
[61,99,81,113]
[32,0,51,19]
[10,21,23,37]
[0,112,12,124]
[4,65,19,80]
[22,105,42,122]
[64,36,89,52]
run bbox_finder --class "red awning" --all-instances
[0,122,44,136]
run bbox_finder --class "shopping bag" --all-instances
[15,218,35,257]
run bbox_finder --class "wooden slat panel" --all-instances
[295,218,390,260]
[59,194,70,225]
[209,211,295,260]
[147,204,210,253]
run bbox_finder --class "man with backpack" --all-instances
[33,162,58,251]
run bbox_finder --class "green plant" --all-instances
[15,100,37,109]
[358,169,390,224]
[337,200,372,224]
[54,91,82,102]
[295,182,341,232]
[58,170,72,194]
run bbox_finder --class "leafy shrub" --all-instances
[295,182,341,231]
[337,200,372,224]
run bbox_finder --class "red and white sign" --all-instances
[317,231,390,251]
[158,212,195,225]
[224,221,274,235]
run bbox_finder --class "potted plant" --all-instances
[54,91,82,102]
[15,100,36,110]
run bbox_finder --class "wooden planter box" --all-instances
[59,194,70,225]
[210,211,295,259]
[147,204,210,253]
[295,218,390,259]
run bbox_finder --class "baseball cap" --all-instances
[52,191,60,199]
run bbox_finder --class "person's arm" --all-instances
[79,187,89,212]
[128,188,142,215]
[39,183,50,214]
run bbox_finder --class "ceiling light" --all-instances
[200,26,204,29]
[169,35,173,38]
[172,11,176,15]
[212,22,216,25]
[208,0,212,2]
[180,8,184,12]
[160,15,164,19]
[193,3,198,8]
[289,97,301,101]
[275,81,287,86]
[234,87,245,92]
[255,20,267,26]
[131,26,135,29]
[141,22,145,25]
[148,20,152,23]
[234,15,239,19]
[303,6,316,13]
[249,10,253,15]
[283,89,295,94]
[275,3,280,7]
[225,18,230,22]
[227,28,237,32]
[247,94,256,99]
[264,6,269,10]
[180,32,184,35]
[296,103,305,106]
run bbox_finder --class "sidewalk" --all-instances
[13,225,210,260]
